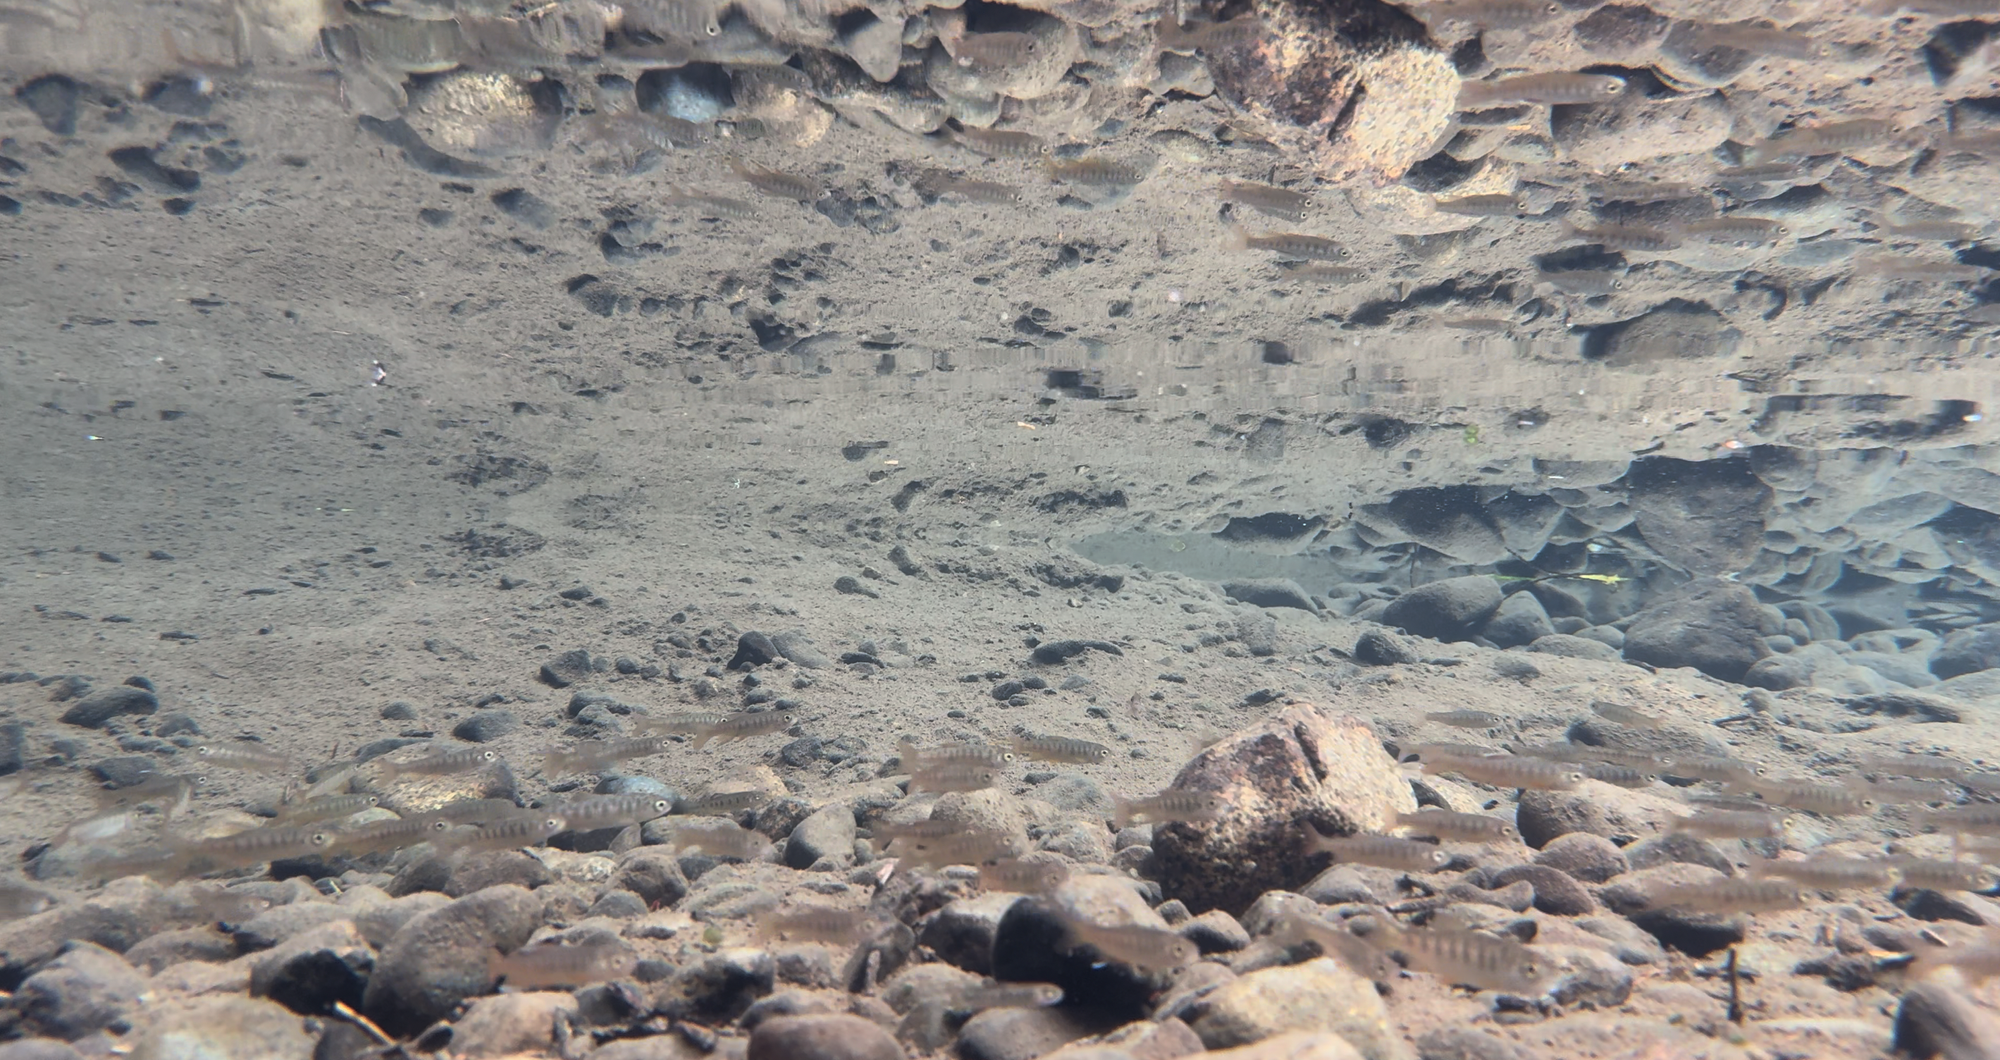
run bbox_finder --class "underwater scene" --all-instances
[7,0,2000,1058]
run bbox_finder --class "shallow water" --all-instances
[7,2,2000,1058]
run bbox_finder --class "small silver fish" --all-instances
[1426,710,1505,729]
[1745,119,1896,163]
[489,940,637,989]
[375,744,500,780]
[1046,156,1149,186]
[1421,753,1584,791]
[1306,828,1449,871]
[978,857,1070,894]
[676,789,768,816]
[1645,878,1803,914]
[196,744,290,773]
[1225,225,1347,261]
[1392,809,1519,842]
[947,124,1050,158]
[951,31,1041,68]
[1219,179,1313,223]
[728,160,822,203]
[690,711,795,749]
[1111,789,1230,829]
[1010,734,1110,764]
[1355,915,1548,993]
[1739,779,1878,817]
[1434,193,1529,217]
[1558,219,1680,252]
[1056,914,1196,974]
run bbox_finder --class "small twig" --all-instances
[1724,947,1743,1025]
[333,1001,394,1047]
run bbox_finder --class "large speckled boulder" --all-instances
[1148,705,1414,917]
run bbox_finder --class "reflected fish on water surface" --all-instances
[1458,72,1626,108]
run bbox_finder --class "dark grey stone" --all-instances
[1417,1026,1535,1060]
[770,631,829,669]
[15,942,145,1040]
[1485,864,1594,916]
[1622,833,1733,876]
[1352,629,1417,666]
[0,721,26,775]
[729,632,783,669]
[1482,591,1553,649]
[1220,578,1320,613]
[1514,790,1614,850]
[746,1014,904,1060]
[1931,626,2000,681]
[361,884,543,1037]
[1621,577,1770,682]
[1235,611,1278,657]
[919,894,1021,976]
[58,687,158,729]
[1533,832,1629,883]
[539,650,594,687]
[1896,980,2000,1060]
[1381,576,1503,642]
[452,709,520,743]
[586,890,648,919]
[784,803,857,870]
[89,756,160,788]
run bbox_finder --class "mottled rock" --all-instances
[1189,958,1396,1060]
[128,995,314,1060]
[446,991,578,1059]
[1591,306,1743,371]
[747,1013,904,1060]
[1533,833,1629,884]
[1621,577,1770,683]
[1236,611,1280,656]
[658,947,775,1023]
[1148,705,1414,917]
[445,850,554,895]
[1550,87,1729,169]
[1895,980,2000,1060]
[123,926,236,973]
[539,649,594,687]
[1599,865,1746,957]
[1222,579,1320,614]
[58,687,157,729]
[0,879,165,985]
[613,849,690,909]
[351,892,451,948]
[248,919,374,1016]
[1381,577,1503,643]
[1513,790,1612,849]
[361,885,542,1037]
[1931,625,2000,680]
[16,943,145,1039]
[786,803,858,870]
[1181,909,1252,954]
[1623,832,1733,876]
[1541,944,1635,1007]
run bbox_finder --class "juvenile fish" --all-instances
[1676,217,1788,245]
[544,736,672,777]
[1421,753,1584,791]
[978,857,1069,894]
[196,744,291,773]
[729,159,822,202]
[868,817,963,849]
[1644,878,1804,913]
[1046,156,1149,186]
[576,112,709,153]
[1416,0,1562,30]
[277,794,380,824]
[0,879,55,918]
[1427,710,1505,729]
[889,829,1016,870]
[662,188,757,220]
[1740,779,1879,817]
[1863,752,1968,780]
[897,739,1011,770]
[1580,762,1658,789]
[666,818,771,859]
[1280,263,1367,284]
[1155,15,1267,52]
[1011,734,1111,764]
[1306,828,1449,872]
[551,794,673,831]
[1678,21,1830,61]
[921,171,1024,206]
[1558,219,1680,252]
[1434,193,1528,217]
[1219,179,1313,223]
[951,31,1041,68]
[1878,218,1979,242]
[1746,119,1895,163]
[1920,805,2000,835]
[1272,911,1401,983]
[1458,72,1626,108]
[1403,742,1505,761]
[490,940,637,989]
[1587,180,1703,204]
[1535,266,1627,292]
[1853,256,1984,282]
[374,744,500,780]
[1664,754,1764,785]
[1225,225,1348,261]
[689,711,794,749]
[1588,701,1662,728]
[757,905,876,944]
[1111,789,1230,829]
[1392,809,1519,842]
[958,981,1064,1009]
[183,826,334,871]
[97,773,201,816]
[1355,914,1548,993]
[1750,856,1900,889]
[910,762,1000,793]
[437,813,567,855]
[327,815,454,857]
[676,789,768,816]
[947,124,1050,158]
[432,799,527,825]
[1889,858,1998,891]
[1668,808,1791,840]
[1865,777,1954,805]
[1056,915,1197,974]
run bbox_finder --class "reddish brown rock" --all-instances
[1147,704,1413,917]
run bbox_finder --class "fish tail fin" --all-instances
[1110,796,1132,830]
[1223,224,1251,253]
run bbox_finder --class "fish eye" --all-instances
[1862,798,1879,810]
[311,833,330,844]
[704,19,721,36]
[1097,748,1111,758]
[1603,81,1624,94]
[1566,772,1586,783]
[1776,224,1791,234]
[1611,279,1625,289]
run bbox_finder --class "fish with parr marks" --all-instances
[1111,789,1229,829]
[1306,827,1449,871]
[1353,914,1549,993]
[1225,225,1348,261]
[373,744,500,780]
[1392,808,1519,842]
[1010,734,1110,764]
[1426,709,1505,729]
[729,160,821,202]
[1055,913,1197,974]
[1458,72,1625,108]
[1420,752,1584,790]
[690,711,795,749]
[1218,179,1313,222]
[489,940,637,990]
[946,124,1050,158]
